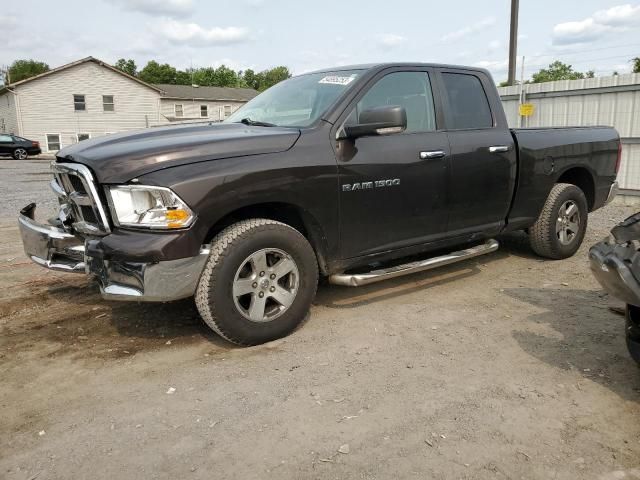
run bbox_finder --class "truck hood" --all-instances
[56,123,301,184]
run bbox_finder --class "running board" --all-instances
[328,239,499,287]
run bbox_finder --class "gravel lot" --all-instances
[1,159,640,480]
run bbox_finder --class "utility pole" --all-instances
[507,0,519,86]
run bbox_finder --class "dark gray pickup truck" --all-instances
[18,63,620,345]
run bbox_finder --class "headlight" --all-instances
[106,185,195,229]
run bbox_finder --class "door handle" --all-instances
[489,145,510,153]
[419,150,445,160]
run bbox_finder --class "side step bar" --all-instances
[328,239,499,287]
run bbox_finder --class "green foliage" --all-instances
[138,61,179,84]
[530,61,593,83]
[114,58,137,76]
[192,65,240,87]
[6,59,49,84]
[4,56,293,90]
[632,57,640,74]
[241,66,291,91]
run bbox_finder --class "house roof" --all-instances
[154,84,258,102]
[0,56,163,94]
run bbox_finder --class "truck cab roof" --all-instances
[305,62,492,77]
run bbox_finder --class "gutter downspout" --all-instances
[6,88,24,136]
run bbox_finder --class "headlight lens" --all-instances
[106,185,195,229]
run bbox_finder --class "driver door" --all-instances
[334,69,450,259]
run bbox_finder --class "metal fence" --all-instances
[497,73,640,194]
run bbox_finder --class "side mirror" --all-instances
[341,105,407,139]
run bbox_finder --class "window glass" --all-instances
[103,95,114,112]
[0,134,12,142]
[46,134,61,151]
[225,69,363,127]
[223,105,232,118]
[349,72,436,133]
[200,105,208,117]
[175,104,183,117]
[74,94,86,111]
[77,133,90,142]
[441,73,493,129]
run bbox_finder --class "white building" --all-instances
[0,57,258,153]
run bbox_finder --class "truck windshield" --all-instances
[225,70,364,128]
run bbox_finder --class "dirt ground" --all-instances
[1,159,640,480]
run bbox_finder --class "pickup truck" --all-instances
[18,63,620,346]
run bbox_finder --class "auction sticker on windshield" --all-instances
[319,75,356,85]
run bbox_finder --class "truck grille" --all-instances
[50,162,111,236]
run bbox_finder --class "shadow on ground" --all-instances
[505,286,640,402]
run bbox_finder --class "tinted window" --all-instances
[441,73,493,129]
[351,72,436,133]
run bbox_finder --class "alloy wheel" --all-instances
[556,200,580,245]
[232,248,300,322]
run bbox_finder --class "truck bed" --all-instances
[506,126,619,231]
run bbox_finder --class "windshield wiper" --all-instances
[237,117,277,127]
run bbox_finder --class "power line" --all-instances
[523,42,640,61]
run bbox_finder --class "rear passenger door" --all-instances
[436,69,516,236]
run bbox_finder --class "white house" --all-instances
[0,57,258,153]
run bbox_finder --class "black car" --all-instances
[0,134,41,159]
[590,213,640,364]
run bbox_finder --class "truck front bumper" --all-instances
[18,203,209,302]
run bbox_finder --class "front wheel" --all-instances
[529,183,588,259]
[195,219,318,346]
[13,148,28,160]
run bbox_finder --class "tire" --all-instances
[195,219,318,346]
[529,183,588,259]
[626,305,640,366]
[13,148,28,160]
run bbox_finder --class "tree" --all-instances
[138,61,179,84]
[114,58,137,77]
[241,68,257,89]
[632,57,640,74]
[531,61,591,83]
[192,65,240,87]
[175,69,192,85]
[258,66,291,91]
[242,66,291,91]
[6,59,49,84]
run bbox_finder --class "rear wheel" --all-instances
[13,148,28,160]
[195,219,318,346]
[529,183,588,259]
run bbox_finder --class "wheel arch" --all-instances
[556,166,595,211]
[203,202,330,275]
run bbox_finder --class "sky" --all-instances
[1,0,640,83]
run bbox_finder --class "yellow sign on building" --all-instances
[519,103,535,117]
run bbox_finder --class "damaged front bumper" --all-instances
[18,203,209,302]
[589,212,640,307]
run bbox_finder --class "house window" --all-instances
[74,94,86,111]
[46,134,61,151]
[77,133,91,142]
[200,105,208,118]
[223,105,232,118]
[103,95,114,112]
[175,104,184,117]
